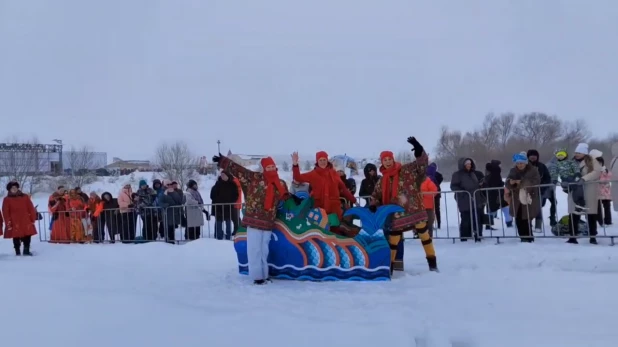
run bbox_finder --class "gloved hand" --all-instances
[407,137,424,158]
[202,209,211,221]
[368,205,377,213]
[212,153,223,163]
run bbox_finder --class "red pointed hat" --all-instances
[260,157,276,168]
[316,151,328,162]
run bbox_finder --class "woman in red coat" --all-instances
[291,151,357,220]
[2,181,38,256]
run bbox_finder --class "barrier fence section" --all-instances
[36,181,615,245]
[471,180,616,244]
[38,203,243,244]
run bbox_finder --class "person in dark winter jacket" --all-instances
[484,160,512,228]
[100,192,119,242]
[210,171,239,240]
[450,158,484,241]
[152,179,165,239]
[359,163,380,205]
[137,179,159,241]
[527,149,554,229]
[426,163,444,229]
[158,180,185,243]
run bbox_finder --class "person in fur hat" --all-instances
[2,181,38,255]
[369,137,438,273]
[213,153,289,285]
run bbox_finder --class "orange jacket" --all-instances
[89,197,104,218]
[233,177,243,209]
[420,177,438,210]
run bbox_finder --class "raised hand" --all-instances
[407,136,424,158]
[212,154,221,163]
[291,152,299,165]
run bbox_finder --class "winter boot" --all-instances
[22,247,33,256]
[590,238,598,245]
[506,221,513,228]
[254,279,266,285]
[427,256,438,272]
[14,247,21,256]
[566,238,579,244]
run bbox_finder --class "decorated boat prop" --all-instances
[233,196,404,281]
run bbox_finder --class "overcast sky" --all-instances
[1,0,617,161]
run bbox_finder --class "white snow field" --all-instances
[1,171,618,347]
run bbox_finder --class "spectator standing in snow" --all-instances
[420,176,439,237]
[505,153,541,242]
[152,179,165,239]
[210,171,239,240]
[100,192,119,242]
[565,144,602,244]
[88,192,104,243]
[594,155,612,226]
[49,188,71,243]
[185,179,207,240]
[426,163,443,229]
[484,160,512,228]
[67,189,88,242]
[136,180,158,241]
[2,181,37,255]
[117,184,137,243]
[548,147,580,203]
[213,154,288,285]
[611,142,618,212]
[527,149,553,230]
[359,163,380,206]
[158,180,185,243]
[450,158,484,242]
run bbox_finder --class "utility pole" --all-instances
[217,140,221,154]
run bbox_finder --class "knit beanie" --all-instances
[138,179,148,188]
[574,143,589,155]
[260,157,276,169]
[380,151,394,162]
[589,149,602,159]
[315,151,329,162]
[512,153,528,164]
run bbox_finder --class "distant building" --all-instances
[0,142,63,174]
[227,150,268,167]
[62,151,108,170]
[105,157,152,170]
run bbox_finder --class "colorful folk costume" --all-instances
[49,191,72,243]
[214,154,288,285]
[370,137,438,273]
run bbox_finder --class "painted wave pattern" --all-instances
[238,264,390,281]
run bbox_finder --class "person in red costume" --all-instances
[291,151,357,220]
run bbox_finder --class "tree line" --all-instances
[432,112,618,177]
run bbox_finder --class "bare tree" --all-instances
[303,160,312,171]
[513,112,562,146]
[0,137,47,195]
[433,112,616,177]
[155,141,198,188]
[65,146,98,188]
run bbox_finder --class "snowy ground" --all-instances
[2,172,618,346]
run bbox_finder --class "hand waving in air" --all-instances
[291,152,299,165]
[407,136,424,158]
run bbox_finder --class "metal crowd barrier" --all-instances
[470,180,616,245]
[35,180,615,246]
[37,203,243,244]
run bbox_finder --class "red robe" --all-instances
[2,192,38,239]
